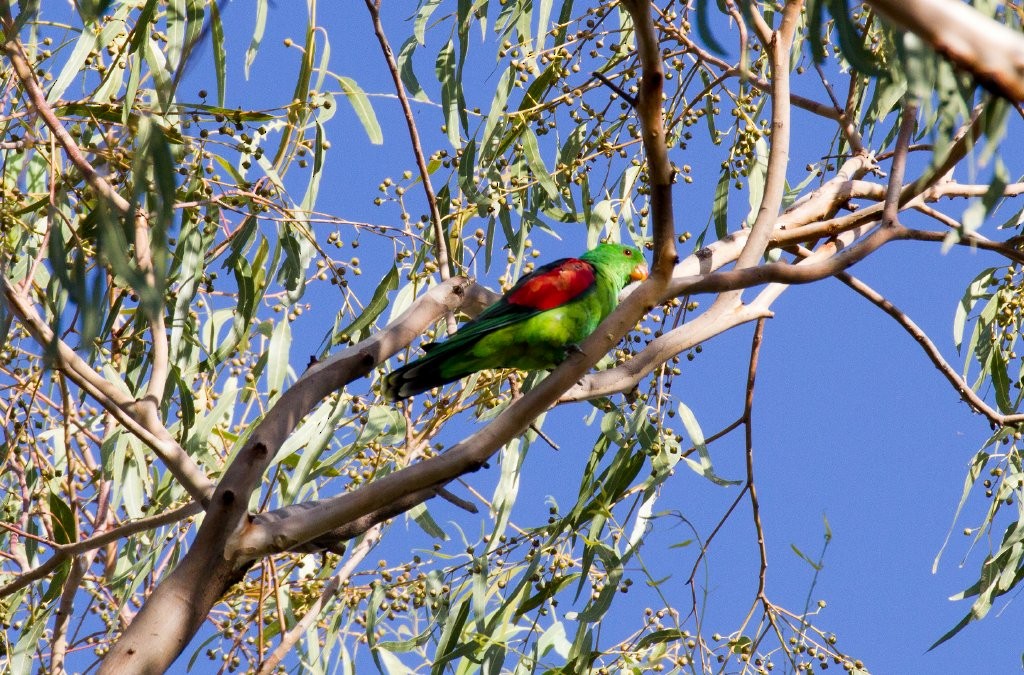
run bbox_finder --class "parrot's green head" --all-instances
[581,242,649,285]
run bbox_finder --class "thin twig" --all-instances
[437,487,479,513]
[744,319,768,599]
[824,260,1024,426]
[0,500,202,597]
[528,422,560,451]
[592,71,638,107]
[364,0,453,282]
[255,524,383,675]
[815,61,865,152]
[686,484,750,585]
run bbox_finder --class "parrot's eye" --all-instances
[624,249,632,256]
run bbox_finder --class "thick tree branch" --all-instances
[867,0,1024,102]
[99,276,485,672]
[731,1,803,276]
[622,0,677,276]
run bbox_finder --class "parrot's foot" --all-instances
[565,343,584,356]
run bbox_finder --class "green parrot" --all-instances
[383,243,649,401]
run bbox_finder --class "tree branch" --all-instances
[364,0,452,280]
[867,0,1024,102]
[828,263,1024,426]
[99,275,485,672]
[255,524,383,674]
[731,1,803,278]
[621,0,677,276]
[0,500,202,597]
[882,99,919,227]
[0,279,215,503]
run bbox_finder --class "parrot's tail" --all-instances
[383,347,471,401]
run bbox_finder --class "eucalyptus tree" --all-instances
[2,0,1024,673]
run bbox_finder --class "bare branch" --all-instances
[364,0,452,280]
[745,320,768,599]
[0,500,201,598]
[773,104,985,248]
[882,100,919,227]
[0,280,215,503]
[621,0,677,275]
[829,263,1024,426]
[731,1,804,278]
[50,554,90,674]
[255,524,383,675]
[814,62,865,153]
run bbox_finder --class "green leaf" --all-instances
[337,264,399,343]
[928,611,973,652]
[302,121,327,210]
[267,317,292,398]
[397,37,428,102]
[519,127,559,200]
[336,76,384,145]
[678,402,739,486]
[790,543,823,571]
[277,395,350,501]
[635,629,687,651]
[48,22,100,104]
[436,40,461,147]
[696,0,727,55]
[826,0,883,76]
[953,269,995,351]
[408,503,448,540]
[431,597,471,674]
[414,0,444,45]
[989,348,1013,413]
[10,609,49,675]
[576,544,623,622]
[48,492,76,545]
[210,1,227,106]
[713,169,731,239]
[745,137,769,227]
[245,0,268,79]
[515,573,579,619]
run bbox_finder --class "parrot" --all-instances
[383,242,649,401]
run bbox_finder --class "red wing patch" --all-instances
[506,258,596,310]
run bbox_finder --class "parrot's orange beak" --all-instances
[630,262,649,282]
